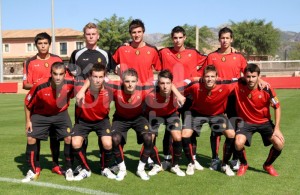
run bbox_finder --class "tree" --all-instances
[95,14,132,53]
[230,19,280,58]
[162,24,214,53]
[288,43,300,60]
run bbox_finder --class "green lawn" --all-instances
[0,89,299,194]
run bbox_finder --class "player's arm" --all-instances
[171,84,185,107]
[75,79,90,104]
[24,105,32,134]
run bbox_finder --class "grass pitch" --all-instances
[0,89,299,194]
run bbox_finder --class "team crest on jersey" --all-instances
[219,89,223,92]
[67,127,71,133]
[137,96,140,99]
[23,74,27,81]
[147,51,150,55]
[258,94,262,99]
[233,56,236,60]
[188,54,192,57]
[135,50,140,55]
[144,125,149,130]
[221,56,226,62]
[44,62,49,67]
[248,93,252,99]
[176,53,181,59]
[106,129,110,133]
[98,58,102,63]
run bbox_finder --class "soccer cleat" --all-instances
[148,164,163,176]
[161,160,172,171]
[52,165,64,175]
[221,164,235,176]
[65,168,74,181]
[230,160,240,171]
[74,168,91,181]
[209,158,220,171]
[115,169,127,181]
[237,164,249,176]
[171,165,186,177]
[136,169,150,181]
[186,163,195,175]
[21,170,39,183]
[102,168,117,179]
[73,165,82,175]
[194,160,204,171]
[263,164,279,176]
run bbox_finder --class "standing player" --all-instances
[113,19,161,83]
[22,62,74,182]
[159,26,206,170]
[202,27,247,171]
[145,70,184,177]
[182,65,236,176]
[68,22,111,80]
[22,32,66,176]
[234,63,284,176]
[71,63,116,181]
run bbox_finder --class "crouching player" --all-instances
[235,63,284,176]
[71,63,116,181]
[22,62,73,182]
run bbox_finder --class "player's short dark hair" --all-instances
[129,19,145,33]
[218,27,233,39]
[158,69,173,82]
[51,62,66,73]
[171,26,186,37]
[89,63,107,76]
[83,22,98,34]
[204,64,218,76]
[34,32,51,45]
[122,68,138,81]
[244,63,261,76]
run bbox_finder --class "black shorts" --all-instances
[236,121,274,146]
[148,112,181,135]
[28,110,72,141]
[72,117,112,138]
[178,96,193,124]
[182,111,232,136]
[111,115,152,144]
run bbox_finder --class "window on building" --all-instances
[60,42,67,55]
[26,43,37,52]
[76,41,84,50]
[3,44,9,52]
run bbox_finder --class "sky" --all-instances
[2,0,300,34]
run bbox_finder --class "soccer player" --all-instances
[22,32,66,176]
[182,65,236,176]
[202,27,247,171]
[68,22,112,80]
[22,62,74,182]
[71,63,116,181]
[68,22,112,173]
[113,19,161,83]
[234,63,284,176]
[145,70,184,176]
[159,26,206,170]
